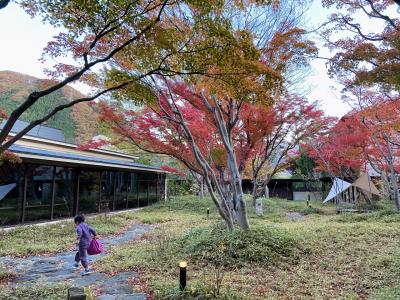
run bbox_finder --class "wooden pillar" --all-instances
[136,178,139,208]
[74,170,80,216]
[50,166,56,220]
[156,176,159,202]
[112,172,116,211]
[126,173,129,209]
[21,165,28,224]
[354,186,357,203]
[147,180,150,206]
[98,171,103,213]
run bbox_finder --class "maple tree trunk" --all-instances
[381,172,391,200]
[234,202,250,230]
[191,96,251,230]
[389,166,399,210]
[199,179,204,200]
[385,138,400,210]
[190,171,205,200]
[201,169,234,230]
[225,143,250,230]
[252,176,270,206]
[251,180,258,206]
[171,101,238,231]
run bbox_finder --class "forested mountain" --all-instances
[0,70,97,143]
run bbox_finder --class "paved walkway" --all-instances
[0,223,153,300]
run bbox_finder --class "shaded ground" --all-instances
[0,223,153,300]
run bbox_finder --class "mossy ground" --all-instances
[1,195,400,299]
[95,196,400,299]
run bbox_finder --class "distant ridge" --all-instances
[0,70,97,144]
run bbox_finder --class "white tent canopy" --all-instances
[323,178,352,204]
[352,173,380,196]
[0,183,16,201]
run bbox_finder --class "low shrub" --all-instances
[144,195,213,215]
[336,213,371,223]
[153,283,242,300]
[176,223,304,267]
[336,209,400,223]
[299,206,325,215]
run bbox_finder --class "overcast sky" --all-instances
[0,1,385,118]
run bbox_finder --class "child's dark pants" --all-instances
[74,245,89,269]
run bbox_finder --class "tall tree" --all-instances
[87,0,316,230]
[89,36,315,230]
[1,0,256,153]
[238,95,332,203]
[322,0,399,91]
[307,93,400,208]
[317,0,400,207]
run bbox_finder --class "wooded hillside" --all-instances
[0,70,97,143]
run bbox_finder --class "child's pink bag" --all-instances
[87,238,103,255]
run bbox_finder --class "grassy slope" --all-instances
[1,196,400,299]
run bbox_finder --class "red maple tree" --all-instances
[237,95,333,202]
[307,91,400,207]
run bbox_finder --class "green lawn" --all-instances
[0,213,138,257]
[1,196,400,299]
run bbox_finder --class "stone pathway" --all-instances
[286,212,305,221]
[0,223,153,300]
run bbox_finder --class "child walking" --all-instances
[73,215,96,276]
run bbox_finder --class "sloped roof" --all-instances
[10,144,165,173]
[0,120,65,142]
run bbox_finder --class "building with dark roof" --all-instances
[0,120,166,226]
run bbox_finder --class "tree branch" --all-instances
[0,0,10,10]
[0,0,169,148]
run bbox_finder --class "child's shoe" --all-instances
[81,269,93,276]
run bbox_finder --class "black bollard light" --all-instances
[207,208,210,218]
[179,261,187,291]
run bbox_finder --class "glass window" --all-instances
[24,165,54,222]
[138,179,148,207]
[100,171,115,211]
[115,172,128,210]
[0,162,24,225]
[128,173,138,208]
[53,167,75,219]
[149,180,158,204]
[78,171,100,214]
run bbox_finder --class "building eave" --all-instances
[10,133,138,160]
[18,153,167,173]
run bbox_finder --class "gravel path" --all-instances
[0,223,153,300]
